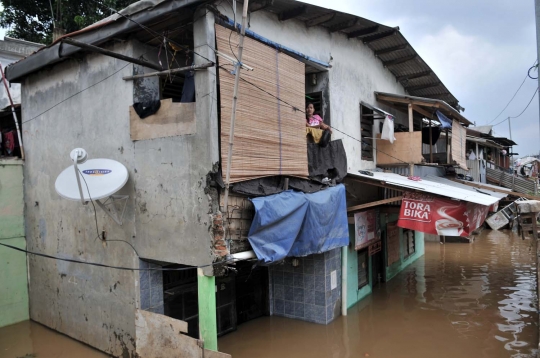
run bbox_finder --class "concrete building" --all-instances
[4,0,496,356]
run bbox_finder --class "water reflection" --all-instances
[219,230,538,358]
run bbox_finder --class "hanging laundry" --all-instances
[133,100,161,119]
[381,115,396,143]
[421,127,441,145]
[435,110,452,129]
[180,71,195,103]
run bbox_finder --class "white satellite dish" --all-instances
[55,148,129,225]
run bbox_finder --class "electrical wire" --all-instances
[492,87,539,127]
[487,59,537,125]
[0,242,234,271]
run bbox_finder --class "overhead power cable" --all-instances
[487,59,537,125]
[492,87,539,127]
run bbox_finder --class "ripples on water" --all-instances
[219,230,538,358]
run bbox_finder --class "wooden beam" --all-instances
[347,196,403,212]
[305,12,335,27]
[248,0,273,13]
[383,54,417,67]
[449,179,540,200]
[279,5,307,21]
[122,62,213,80]
[362,29,398,43]
[406,82,442,92]
[328,19,358,33]
[396,70,432,81]
[376,94,439,109]
[347,25,379,39]
[374,44,408,56]
[408,103,414,132]
[411,104,434,120]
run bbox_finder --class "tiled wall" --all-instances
[270,248,342,324]
[139,260,164,314]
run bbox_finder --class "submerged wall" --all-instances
[0,159,29,327]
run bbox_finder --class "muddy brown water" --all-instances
[0,230,537,357]
[219,230,539,358]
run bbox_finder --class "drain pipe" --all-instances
[341,246,347,316]
[0,64,24,160]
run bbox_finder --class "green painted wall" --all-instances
[0,160,29,327]
[197,269,217,351]
[382,214,425,282]
[345,225,372,309]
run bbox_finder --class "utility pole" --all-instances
[536,0,540,156]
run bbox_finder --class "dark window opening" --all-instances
[403,229,415,258]
[0,107,22,159]
[360,104,374,161]
[306,91,323,115]
[163,265,199,339]
[358,249,369,289]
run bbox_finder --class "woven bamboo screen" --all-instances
[451,120,468,170]
[216,25,308,183]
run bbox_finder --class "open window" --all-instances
[0,105,22,159]
[403,229,415,259]
[358,249,369,289]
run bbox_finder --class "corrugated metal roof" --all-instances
[423,175,507,199]
[348,171,500,206]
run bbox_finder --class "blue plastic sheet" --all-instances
[248,184,349,263]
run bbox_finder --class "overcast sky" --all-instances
[305,0,539,157]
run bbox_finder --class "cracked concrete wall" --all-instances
[21,23,219,355]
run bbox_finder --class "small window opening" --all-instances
[403,229,415,258]
[360,104,374,161]
[0,107,22,159]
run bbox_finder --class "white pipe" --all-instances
[222,0,249,225]
[341,246,347,316]
[231,250,256,261]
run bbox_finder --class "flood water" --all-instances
[219,230,539,358]
[0,319,108,357]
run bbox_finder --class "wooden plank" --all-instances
[451,179,540,200]
[347,196,403,212]
[376,132,424,165]
[130,100,196,141]
[347,25,379,38]
[408,103,414,131]
[451,120,467,170]
[411,104,434,120]
[305,12,335,27]
[204,350,232,358]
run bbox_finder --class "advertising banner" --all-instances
[397,192,491,237]
[354,209,380,250]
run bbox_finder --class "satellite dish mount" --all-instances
[56,148,130,225]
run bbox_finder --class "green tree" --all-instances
[0,0,137,45]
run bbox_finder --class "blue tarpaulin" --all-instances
[248,184,349,263]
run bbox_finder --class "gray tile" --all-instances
[304,303,315,322]
[315,275,325,291]
[313,253,324,264]
[284,300,295,316]
[274,284,284,300]
[293,288,304,302]
[314,261,325,276]
[326,305,334,323]
[273,271,284,285]
[284,285,294,301]
[315,291,325,306]
[139,271,150,291]
[274,299,284,314]
[272,263,283,272]
[325,275,331,290]
[303,260,314,275]
[314,305,327,324]
[304,274,315,291]
[324,251,332,260]
[293,273,304,288]
[140,289,150,310]
[294,302,305,318]
[283,260,293,272]
[283,272,294,286]
[304,289,315,304]
[150,270,162,288]
[303,255,313,261]
[150,287,163,307]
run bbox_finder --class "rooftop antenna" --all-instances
[55,148,129,225]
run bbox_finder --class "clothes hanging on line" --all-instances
[435,110,452,129]
[133,100,161,119]
[381,115,396,143]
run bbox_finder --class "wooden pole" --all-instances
[122,62,213,80]
[446,129,449,164]
[408,104,414,176]
[0,64,24,160]
[223,0,249,220]
[429,118,433,163]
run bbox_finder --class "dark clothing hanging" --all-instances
[421,127,441,145]
[180,71,195,103]
[133,100,161,119]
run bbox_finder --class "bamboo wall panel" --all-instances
[451,120,468,170]
[216,25,308,182]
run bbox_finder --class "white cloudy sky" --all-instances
[305,0,539,156]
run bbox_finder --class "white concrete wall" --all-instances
[220,6,409,171]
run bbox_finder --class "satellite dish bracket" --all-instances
[95,195,129,226]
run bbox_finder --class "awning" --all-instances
[375,92,472,126]
[348,171,500,206]
[248,184,349,263]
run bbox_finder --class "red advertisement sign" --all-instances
[397,192,492,237]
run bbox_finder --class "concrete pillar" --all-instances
[197,268,218,350]
[194,8,219,350]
